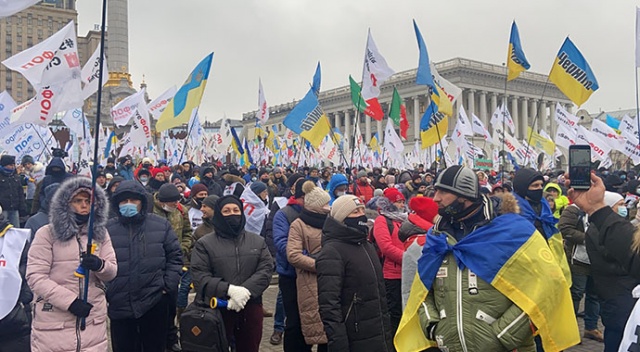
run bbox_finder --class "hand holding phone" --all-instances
[569,145,591,190]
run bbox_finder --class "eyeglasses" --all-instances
[71,198,91,205]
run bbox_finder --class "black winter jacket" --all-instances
[586,206,640,300]
[105,181,183,320]
[0,169,26,214]
[191,229,273,304]
[316,216,393,352]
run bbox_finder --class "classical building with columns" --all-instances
[242,57,573,157]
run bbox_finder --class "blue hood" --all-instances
[328,174,349,205]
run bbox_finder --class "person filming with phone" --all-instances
[565,171,640,352]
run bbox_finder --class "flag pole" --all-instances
[78,0,107,331]
[635,67,640,153]
[523,77,550,166]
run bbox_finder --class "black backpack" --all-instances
[368,216,395,264]
[180,293,229,352]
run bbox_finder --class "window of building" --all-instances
[38,18,42,26]
[16,90,22,99]
[17,44,22,51]
[27,15,32,26]
[17,81,22,89]
[17,16,22,25]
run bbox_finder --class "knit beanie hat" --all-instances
[250,181,268,195]
[0,155,15,167]
[513,168,544,199]
[357,170,367,179]
[142,157,153,165]
[138,168,151,178]
[21,155,34,165]
[157,183,181,202]
[383,187,405,203]
[151,168,164,178]
[374,188,384,197]
[287,173,304,188]
[302,181,330,210]
[331,195,365,223]
[202,195,219,209]
[434,165,480,200]
[604,191,624,208]
[190,183,209,197]
[409,196,438,223]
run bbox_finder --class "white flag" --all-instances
[256,79,269,125]
[591,119,625,149]
[80,46,108,100]
[383,119,404,154]
[362,30,394,101]
[471,113,493,144]
[217,118,232,152]
[431,62,462,103]
[621,135,640,166]
[188,111,203,147]
[61,108,91,137]
[148,86,177,120]
[555,123,578,150]
[618,286,640,351]
[620,114,639,141]
[111,89,147,127]
[555,103,580,131]
[575,126,611,162]
[2,21,76,87]
[0,0,39,18]
[457,106,474,136]
[492,126,522,155]
[0,91,17,135]
[489,104,516,135]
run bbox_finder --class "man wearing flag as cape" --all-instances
[394,165,579,352]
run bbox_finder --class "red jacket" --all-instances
[373,215,404,279]
[351,180,375,203]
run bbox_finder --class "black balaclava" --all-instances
[211,195,246,238]
[513,168,544,201]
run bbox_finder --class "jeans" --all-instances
[570,272,600,330]
[5,210,19,228]
[274,289,285,332]
[600,293,637,352]
[177,270,192,308]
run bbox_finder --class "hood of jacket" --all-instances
[398,213,434,243]
[222,173,246,186]
[543,182,562,195]
[328,174,348,200]
[49,177,109,242]
[40,182,61,213]
[45,157,67,176]
[322,215,368,245]
[270,172,287,185]
[110,180,149,217]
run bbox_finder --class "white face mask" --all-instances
[336,191,346,197]
[162,204,177,213]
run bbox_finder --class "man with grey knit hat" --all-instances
[414,165,539,351]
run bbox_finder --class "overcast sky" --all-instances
[75,0,638,123]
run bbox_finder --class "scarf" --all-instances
[513,192,558,239]
[299,209,327,229]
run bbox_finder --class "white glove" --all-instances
[227,285,251,309]
[226,299,242,312]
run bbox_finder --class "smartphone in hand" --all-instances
[569,145,591,190]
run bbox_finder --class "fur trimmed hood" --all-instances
[222,173,246,186]
[49,176,109,242]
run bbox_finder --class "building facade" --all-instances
[242,58,573,157]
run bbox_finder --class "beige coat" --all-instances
[286,217,328,345]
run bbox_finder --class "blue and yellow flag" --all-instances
[369,132,380,154]
[507,21,531,81]
[104,131,117,158]
[395,213,579,352]
[606,114,621,130]
[283,88,331,148]
[549,38,599,106]
[230,127,244,158]
[156,53,213,132]
[420,101,448,149]
[311,61,321,95]
[413,20,438,95]
[265,129,278,153]
[243,139,253,166]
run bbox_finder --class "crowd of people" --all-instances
[1,151,640,352]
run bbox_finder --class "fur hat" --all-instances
[383,187,405,203]
[303,181,330,210]
[331,195,365,223]
[434,165,480,201]
[190,183,209,197]
[157,183,181,202]
[409,196,438,223]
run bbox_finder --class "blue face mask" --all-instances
[618,206,628,218]
[119,203,139,217]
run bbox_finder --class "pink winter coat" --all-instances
[26,177,117,352]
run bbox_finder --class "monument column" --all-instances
[413,96,420,141]
[521,98,528,139]
[467,89,476,117]
[107,0,132,87]
[479,91,488,125]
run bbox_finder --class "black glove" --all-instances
[81,253,104,272]
[68,299,93,318]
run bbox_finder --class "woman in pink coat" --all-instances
[27,177,117,352]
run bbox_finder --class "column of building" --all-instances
[413,97,420,141]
